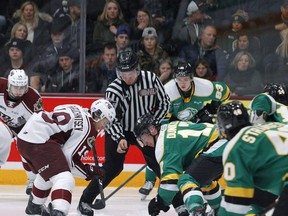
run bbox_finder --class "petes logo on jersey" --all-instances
[33,98,43,112]
[7,101,16,108]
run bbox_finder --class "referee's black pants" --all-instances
[80,131,184,210]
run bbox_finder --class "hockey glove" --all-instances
[148,194,170,215]
[250,110,268,125]
[84,164,105,181]
[194,101,221,123]
[194,108,214,123]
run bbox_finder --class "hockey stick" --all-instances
[91,164,147,209]
[91,143,106,209]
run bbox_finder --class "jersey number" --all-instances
[41,112,71,125]
[177,122,213,138]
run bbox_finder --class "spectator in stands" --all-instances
[92,0,128,47]
[174,0,212,47]
[219,9,249,54]
[178,24,228,81]
[137,27,169,77]
[0,38,30,78]
[114,26,132,55]
[45,46,79,92]
[256,1,284,56]
[118,0,141,23]
[270,1,288,42]
[64,0,82,49]
[8,1,52,57]
[227,30,262,69]
[5,21,33,62]
[158,58,173,85]
[129,8,154,44]
[86,42,117,93]
[30,16,73,92]
[141,0,171,44]
[263,32,288,84]
[193,58,215,81]
[224,50,263,96]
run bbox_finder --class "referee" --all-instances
[78,50,171,215]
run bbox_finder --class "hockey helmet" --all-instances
[90,99,116,128]
[134,113,157,138]
[174,62,193,78]
[216,101,251,140]
[7,69,28,99]
[116,50,139,72]
[263,83,288,106]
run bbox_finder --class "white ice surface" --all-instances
[0,185,273,216]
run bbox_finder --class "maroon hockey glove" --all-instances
[84,164,105,181]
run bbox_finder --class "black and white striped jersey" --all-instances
[105,70,170,142]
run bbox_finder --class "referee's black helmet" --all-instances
[116,50,139,72]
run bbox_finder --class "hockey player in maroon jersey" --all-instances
[17,99,116,216]
[0,69,43,194]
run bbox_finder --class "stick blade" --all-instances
[91,199,106,210]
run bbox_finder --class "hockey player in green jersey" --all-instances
[134,113,227,215]
[216,101,288,216]
[250,83,288,125]
[165,62,230,123]
[139,62,230,202]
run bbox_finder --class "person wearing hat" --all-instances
[174,0,212,47]
[45,46,79,92]
[136,27,169,79]
[218,9,249,54]
[114,25,132,55]
[30,16,75,92]
[0,38,29,78]
[64,0,82,48]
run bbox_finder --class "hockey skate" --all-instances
[41,203,65,216]
[26,180,33,195]
[77,201,94,216]
[139,181,154,200]
[190,203,216,216]
[175,205,189,216]
[25,195,48,215]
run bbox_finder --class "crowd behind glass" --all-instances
[0,0,286,95]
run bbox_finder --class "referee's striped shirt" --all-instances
[105,70,170,142]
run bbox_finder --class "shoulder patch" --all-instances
[34,98,43,112]
[139,88,157,96]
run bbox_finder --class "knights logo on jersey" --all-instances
[33,98,43,112]
[177,107,198,121]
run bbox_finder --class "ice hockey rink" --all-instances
[0,185,274,216]
[0,185,174,216]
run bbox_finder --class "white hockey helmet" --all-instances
[90,99,116,128]
[7,69,28,99]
